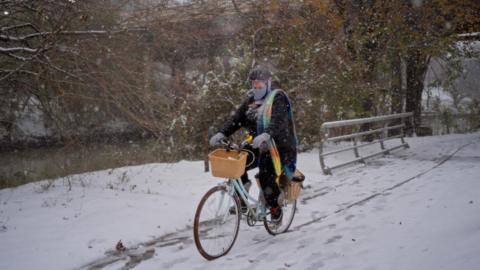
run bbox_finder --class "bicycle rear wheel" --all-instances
[264,197,296,235]
[193,185,241,260]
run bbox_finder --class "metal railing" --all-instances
[319,112,414,174]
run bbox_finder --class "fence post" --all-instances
[411,115,417,137]
[352,137,360,158]
[379,122,386,150]
[319,125,330,174]
[400,119,407,146]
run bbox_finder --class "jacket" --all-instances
[220,89,297,166]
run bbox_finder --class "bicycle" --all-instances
[193,139,302,260]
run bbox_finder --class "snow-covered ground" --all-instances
[1,133,479,270]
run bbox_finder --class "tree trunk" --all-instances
[391,52,403,114]
[405,50,429,135]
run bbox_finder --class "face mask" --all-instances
[254,86,268,101]
[252,79,271,101]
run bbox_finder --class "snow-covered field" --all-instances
[1,133,479,270]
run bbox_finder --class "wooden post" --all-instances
[204,128,209,172]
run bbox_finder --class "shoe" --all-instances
[270,206,283,225]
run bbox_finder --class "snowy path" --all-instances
[120,135,480,270]
[1,133,480,270]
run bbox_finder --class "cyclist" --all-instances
[209,66,298,224]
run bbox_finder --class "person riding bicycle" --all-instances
[209,66,298,224]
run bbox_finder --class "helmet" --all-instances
[248,66,272,81]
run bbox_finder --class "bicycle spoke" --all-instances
[264,199,296,235]
[194,186,240,260]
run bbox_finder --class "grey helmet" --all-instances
[248,66,272,81]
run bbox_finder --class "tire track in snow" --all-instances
[81,141,474,269]
[293,142,472,230]
[79,229,193,269]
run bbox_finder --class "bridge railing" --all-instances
[319,112,414,174]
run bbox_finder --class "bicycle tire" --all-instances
[193,185,241,260]
[264,199,296,235]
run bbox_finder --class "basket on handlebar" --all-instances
[208,149,248,179]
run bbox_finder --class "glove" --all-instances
[252,133,271,152]
[209,132,226,146]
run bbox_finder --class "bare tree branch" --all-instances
[0,62,27,81]
[0,23,39,32]
[0,28,148,42]
[0,46,38,53]
[0,69,38,76]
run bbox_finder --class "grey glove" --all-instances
[209,132,226,146]
[252,132,271,151]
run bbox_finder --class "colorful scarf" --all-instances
[257,89,297,183]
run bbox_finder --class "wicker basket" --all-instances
[208,149,248,179]
[280,169,304,202]
[285,181,302,202]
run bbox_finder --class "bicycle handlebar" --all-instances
[219,139,255,167]
[219,139,251,151]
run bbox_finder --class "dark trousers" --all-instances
[241,146,280,208]
[240,145,258,184]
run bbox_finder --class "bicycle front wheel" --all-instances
[193,185,241,260]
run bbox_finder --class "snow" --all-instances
[0,46,38,53]
[423,86,454,107]
[458,32,480,38]
[1,133,480,269]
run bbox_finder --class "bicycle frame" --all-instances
[225,178,267,221]
[215,139,268,221]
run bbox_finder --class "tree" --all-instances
[331,0,480,132]
[0,0,172,146]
